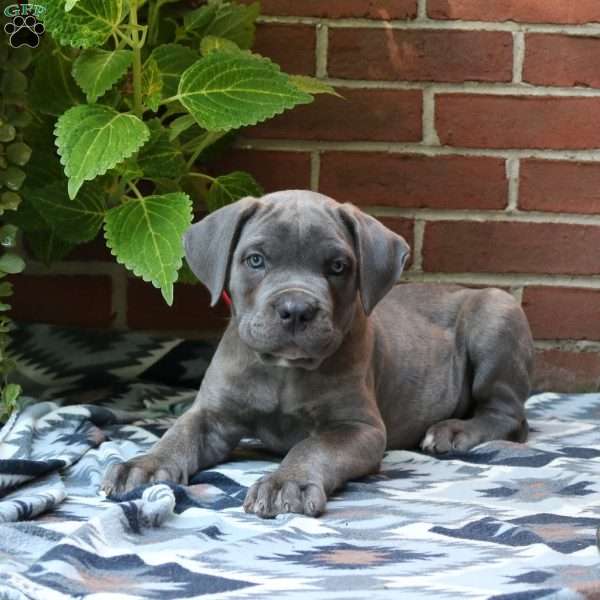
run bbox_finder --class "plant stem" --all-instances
[127,181,144,200]
[129,0,144,117]
[186,172,216,183]
[185,131,226,169]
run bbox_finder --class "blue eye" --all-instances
[246,253,265,269]
[329,259,346,275]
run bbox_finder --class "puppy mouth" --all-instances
[257,349,320,369]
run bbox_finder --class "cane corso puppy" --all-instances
[103,190,534,518]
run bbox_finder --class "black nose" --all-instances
[274,293,318,329]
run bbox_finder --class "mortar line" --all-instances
[365,205,600,225]
[400,272,600,289]
[506,157,520,211]
[323,78,600,97]
[512,31,525,83]
[258,15,600,35]
[310,151,321,191]
[237,138,600,162]
[315,23,328,77]
[409,220,425,272]
[417,0,427,20]
[422,88,440,146]
[534,340,600,352]
[509,286,524,303]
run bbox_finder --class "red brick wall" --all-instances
[14,0,600,392]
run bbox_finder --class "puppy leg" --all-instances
[102,408,244,495]
[244,422,386,518]
[422,289,534,454]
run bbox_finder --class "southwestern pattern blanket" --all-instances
[0,323,598,599]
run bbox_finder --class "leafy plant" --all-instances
[8,0,336,305]
[0,40,29,421]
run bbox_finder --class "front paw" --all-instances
[101,454,184,496]
[243,473,327,519]
[420,419,481,454]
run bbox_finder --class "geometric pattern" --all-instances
[0,323,599,599]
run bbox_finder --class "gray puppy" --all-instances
[103,190,534,518]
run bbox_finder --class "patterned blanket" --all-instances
[0,323,598,600]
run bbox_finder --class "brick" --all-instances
[211,150,311,193]
[524,34,600,88]
[428,0,600,24]
[534,349,600,392]
[520,160,600,214]
[253,24,315,75]
[320,153,507,209]
[523,287,600,340]
[436,94,600,150]
[10,274,113,328]
[328,29,512,83]
[422,221,600,275]
[127,278,229,332]
[249,89,422,142]
[241,0,417,19]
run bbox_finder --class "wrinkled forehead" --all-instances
[238,193,354,256]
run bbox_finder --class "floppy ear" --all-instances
[340,204,410,315]
[183,197,260,307]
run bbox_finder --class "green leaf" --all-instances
[141,58,163,112]
[28,181,106,243]
[205,171,263,212]
[0,282,13,297]
[184,1,260,50]
[138,119,186,179]
[30,50,84,117]
[26,229,74,265]
[73,49,133,103]
[178,51,313,132]
[0,383,21,423]
[0,253,25,274]
[65,0,81,10]
[168,114,196,141]
[150,44,197,99]
[0,225,18,248]
[200,35,241,56]
[55,104,150,199]
[104,192,193,305]
[289,75,341,97]
[41,0,127,48]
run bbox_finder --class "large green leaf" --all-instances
[289,75,341,97]
[27,229,74,264]
[141,58,163,112]
[41,0,127,48]
[150,44,197,99]
[55,104,150,199]
[206,171,262,212]
[104,192,193,305]
[200,35,241,56]
[30,50,84,116]
[28,180,107,243]
[138,119,186,179]
[184,1,259,50]
[73,49,133,103]
[178,51,313,132]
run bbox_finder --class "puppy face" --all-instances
[229,197,358,369]
[183,190,410,370]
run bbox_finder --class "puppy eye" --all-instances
[246,253,265,269]
[329,259,346,275]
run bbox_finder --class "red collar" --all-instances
[221,291,232,307]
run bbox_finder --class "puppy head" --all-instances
[184,190,410,369]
